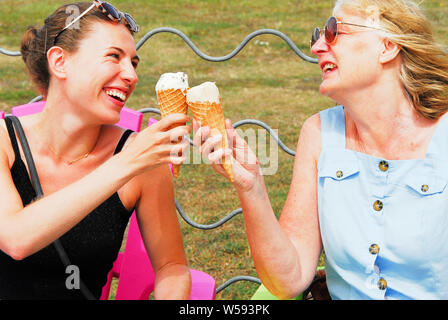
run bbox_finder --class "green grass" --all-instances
[1,0,447,300]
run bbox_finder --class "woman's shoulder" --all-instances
[301,112,321,134]
[299,105,343,136]
[297,105,344,160]
[296,112,322,161]
[0,119,15,167]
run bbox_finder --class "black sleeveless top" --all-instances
[0,117,135,300]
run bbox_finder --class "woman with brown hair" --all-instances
[0,1,191,299]
[195,0,448,299]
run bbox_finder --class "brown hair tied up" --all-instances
[20,2,134,97]
[21,25,49,95]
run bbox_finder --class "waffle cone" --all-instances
[188,99,234,182]
[157,88,189,178]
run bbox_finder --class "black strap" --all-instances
[5,116,96,300]
[4,117,21,161]
[114,129,134,155]
[8,116,44,198]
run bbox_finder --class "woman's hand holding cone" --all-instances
[193,118,261,192]
[120,113,190,177]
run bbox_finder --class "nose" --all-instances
[311,36,330,56]
[120,59,139,86]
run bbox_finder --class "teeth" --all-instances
[323,63,337,73]
[105,90,126,102]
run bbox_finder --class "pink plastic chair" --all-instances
[102,212,215,300]
[11,101,45,117]
[10,101,144,132]
[100,114,214,300]
[7,101,216,300]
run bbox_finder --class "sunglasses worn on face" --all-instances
[52,0,139,48]
[310,16,385,49]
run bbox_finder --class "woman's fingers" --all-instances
[153,113,190,132]
[224,118,245,150]
[166,125,190,143]
[224,119,236,145]
[169,141,189,165]
[201,134,223,158]
[192,118,240,163]
[192,118,200,134]
[140,114,190,145]
[208,148,232,164]
[192,125,210,148]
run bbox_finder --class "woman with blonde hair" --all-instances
[0,1,191,299]
[194,0,448,299]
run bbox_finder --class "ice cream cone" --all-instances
[157,88,188,178]
[155,73,190,178]
[187,98,234,183]
[157,88,189,118]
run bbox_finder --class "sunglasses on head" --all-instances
[310,16,385,49]
[52,0,139,48]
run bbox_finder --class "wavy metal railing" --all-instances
[137,27,317,63]
[1,27,314,296]
[0,47,21,56]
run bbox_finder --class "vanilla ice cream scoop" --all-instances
[155,72,189,94]
[186,81,220,104]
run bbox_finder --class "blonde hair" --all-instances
[333,0,448,120]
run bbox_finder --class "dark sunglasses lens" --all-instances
[311,27,320,47]
[325,17,337,43]
[123,13,139,32]
[102,2,121,20]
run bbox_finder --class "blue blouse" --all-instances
[317,105,448,299]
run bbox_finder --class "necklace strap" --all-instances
[46,143,91,165]
[45,130,101,165]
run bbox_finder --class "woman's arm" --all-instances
[0,143,132,260]
[194,114,322,299]
[0,114,190,260]
[132,163,191,300]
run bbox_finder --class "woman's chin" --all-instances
[102,112,122,125]
[92,107,122,125]
[319,84,333,97]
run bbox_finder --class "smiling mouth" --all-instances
[105,89,127,103]
[322,63,337,74]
